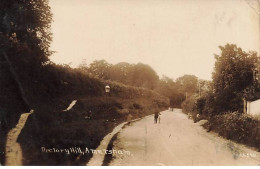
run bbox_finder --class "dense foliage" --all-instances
[212,44,259,113]
[181,44,260,150]
[0,0,52,61]
[78,60,206,108]
[80,60,159,90]
[183,44,259,117]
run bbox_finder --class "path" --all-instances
[109,109,260,166]
[5,110,33,166]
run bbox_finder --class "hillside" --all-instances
[0,54,30,165]
[1,63,169,165]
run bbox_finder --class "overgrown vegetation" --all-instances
[0,53,29,165]
[182,44,260,150]
[16,63,168,165]
[204,112,260,150]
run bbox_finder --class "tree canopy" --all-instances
[79,60,159,90]
[78,59,201,108]
[212,44,258,112]
[176,74,198,95]
[0,0,53,64]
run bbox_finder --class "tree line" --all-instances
[78,59,210,108]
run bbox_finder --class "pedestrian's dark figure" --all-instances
[154,112,159,124]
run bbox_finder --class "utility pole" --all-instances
[199,82,201,98]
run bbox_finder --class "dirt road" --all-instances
[108,109,260,166]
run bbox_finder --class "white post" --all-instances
[243,98,247,114]
[246,101,250,114]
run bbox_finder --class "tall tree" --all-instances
[88,60,112,80]
[176,74,198,96]
[0,0,53,107]
[0,0,53,64]
[212,44,258,113]
[130,63,159,89]
[109,62,133,84]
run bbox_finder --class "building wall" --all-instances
[257,58,260,83]
[247,99,260,116]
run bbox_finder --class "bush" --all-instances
[181,93,260,151]
[181,94,204,122]
[207,112,260,150]
[181,95,198,115]
[133,103,142,109]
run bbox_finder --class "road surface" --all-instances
[108,109,260,166]
[87,122,127,166]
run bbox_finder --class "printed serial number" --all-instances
[238,153,256,158]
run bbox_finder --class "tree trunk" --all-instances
[1,50,30,110]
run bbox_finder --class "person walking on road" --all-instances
[158,112,161,124]
[154,112,161,124]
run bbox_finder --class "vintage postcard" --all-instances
[0,0,260,166]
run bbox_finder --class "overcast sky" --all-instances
[49,0,259,80]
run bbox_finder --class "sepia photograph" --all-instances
[0,0,260,166]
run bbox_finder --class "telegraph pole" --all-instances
[199,82,201,98]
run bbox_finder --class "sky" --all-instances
[49,0,259,80]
